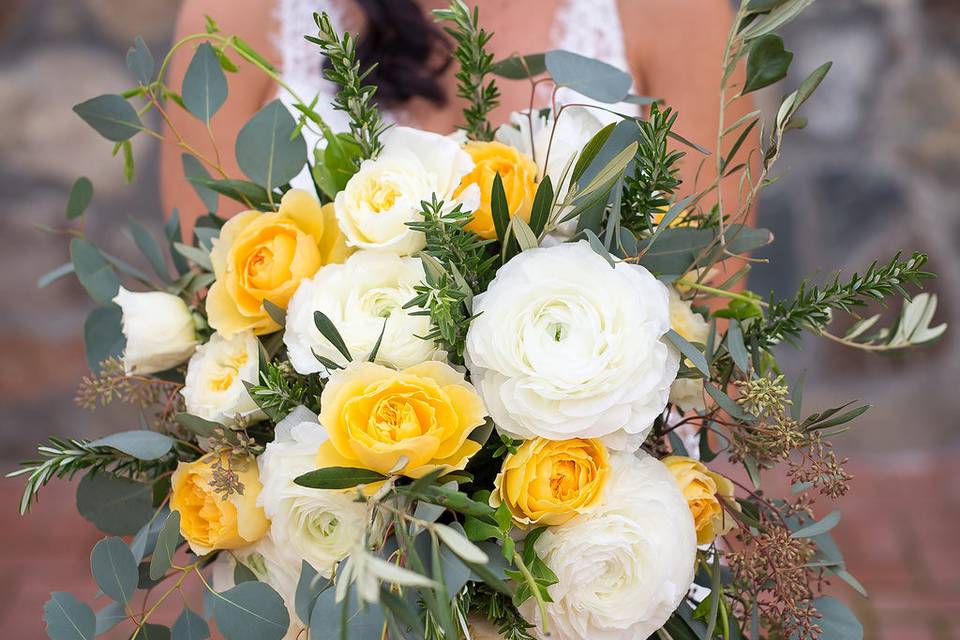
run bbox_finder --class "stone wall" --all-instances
[0,0,957,462]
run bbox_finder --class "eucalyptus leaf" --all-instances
[309,584,385,640]
[545,49,631,103]
[182,43,228,122]
[131,506,170,563]
[664,330,710,377]
[73,94,143,142]
[150,511,182,579]
[94,601,126,636]
[141,623,172,640]
[491,53,546,79]
[187,176,273,211]
[175,412,222,438]
[726,320,751,373]
[67,177,94,220]
[790,510,841,539]
[84,303,125,372]
[90,537,138,604]
[129,216,171,283]
[181,155,219,213]
[77,473,154,535]
[43,592,96,640]
[71,238,119,303]
[174,243,213,271]
[294,560,331,626]
[803,597,862,640]
[172,607,210,640]
[126,36,154,85]
[234,562,259,584]
[212,581,290,640]
[89,431,173,461]
[235,99,307,192]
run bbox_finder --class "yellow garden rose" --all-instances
[170,454,270,555]
[663,456,738,545]
[206,189,351,337]
[492,438,610,527]
[316,361,487,478]
[455,141,538,239]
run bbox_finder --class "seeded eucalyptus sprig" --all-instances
[434,1,500,141]
[750,252,934,348]
[307,12,387,161]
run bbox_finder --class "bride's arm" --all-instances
[159,0,279,241]
[620,0,758,229]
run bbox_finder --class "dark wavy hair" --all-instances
[350,0,452,106]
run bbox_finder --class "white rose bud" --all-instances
[113,287,198,375]
[283,251,442,374]
[181,331,261,426]
[465,241,679,450]
[521,452,697,640]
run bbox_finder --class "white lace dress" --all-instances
[274,0,638,188]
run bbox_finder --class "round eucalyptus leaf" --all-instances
[90,537,138,604]
[150,510,182,580]
[212,581,290,640]
[77,473,154,535]
[84,303,125,373]
[89,431,174,461]
[545,49,631,104]
[70,238,119,304]
[810,597,863,640]
[182,43,228,123]
[73,94,143,141]
[309,584,385,640]
[235,99,307,193]
[67,177,93,220]
[126,36,154,86]
[172,606,210,640]
[43,592,96,640]
[94,601,126,636]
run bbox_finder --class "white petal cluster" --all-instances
[181,331,260,426]
[465,241,679,449]
[283,251,441,374]
[113,287,197,374]
[334,127,477,256]
[257,407,371,578]
[522,452,697,640]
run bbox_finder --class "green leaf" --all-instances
[490,172,510,245]
[508,216,539,252]
[172,607,210,640]
[174,243,213,271]
[234,562,259,584]
[150,511,181,578]
[726,320,751,373]
[182,43,228,123]
[704,383,750,421]
[230,35,277,73]
[70,239,119,303]
[294,466,387,490]
[77,473,154,535]
[545,49,631,103]
[166,209,190,274]
[582,229,615,268]
[743,34,793,94]
[141,623,172,640]
[740,0,815,40]
[129,216,171,283]
[175,412,222,437]
[43,592,95,640]
[664,329,710,377]
[84,304,125,372]
[791,510,841,539]
[90,537,138,604]
[528,175,553,236]
[313,311,353,362]
[263,299,286,327]
[67,177,94,220]
[807,597,863,640]
[235,99,307,192]
[570,122,616,185]
[181,155,219,213]
[126,36,154,85]
[73,94,143,142]
[294,560,331,626]
[309,584,384,640]
[94,601,126,636]
[637,225,773,276]
[435,523,489,564]
[89,431,173,461]
[491,52,546,79]
[212,582,290,640]
[187,176,272,211]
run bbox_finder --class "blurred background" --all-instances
[1,0,958,638]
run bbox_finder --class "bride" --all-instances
[160,0,753,236]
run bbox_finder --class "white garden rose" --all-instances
[334,127,477,255]
[283,251,441,374]
[521,452,697,640]
[113,287,197,374]
[212,536,302,639]
[464,241,679,449]
[668,287,710,412]
[181,331,261,426]
[495,107,604,240]
[257,406,371,578]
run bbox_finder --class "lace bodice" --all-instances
[275,0,636,187]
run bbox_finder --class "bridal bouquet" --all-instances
[16,2,945,639]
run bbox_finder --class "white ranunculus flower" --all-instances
[495,107,604,240]
[668,287,710,412]
[464,241,679,449]
[283,251,441,374]
[112,287,197,374]
[521,452,697,640]
[334,127,477,256]
[258,406,370,578]
[181,331,261,426]
[212,536,302,639]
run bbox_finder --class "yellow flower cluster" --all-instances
[456,141,538,239]
[663,456,739,545]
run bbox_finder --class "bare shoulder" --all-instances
[174,0,278,60]
[618,0,734,68]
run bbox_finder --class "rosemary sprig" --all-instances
[621,104,686,233]
[307,12,387,161]
[434,1,500,141]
